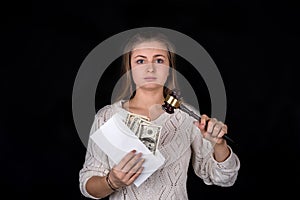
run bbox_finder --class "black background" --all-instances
[2,0,300,199]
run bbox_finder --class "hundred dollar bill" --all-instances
[125,112,149,126]
[124,112,161,154]
[138,122,162,155]
[125,112,150,135]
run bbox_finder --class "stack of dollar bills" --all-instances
[125,112,162,155]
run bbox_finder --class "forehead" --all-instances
[132,41,168,52]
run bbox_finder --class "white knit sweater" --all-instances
[79,100,240,200]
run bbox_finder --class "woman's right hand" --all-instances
[108,150,145,189]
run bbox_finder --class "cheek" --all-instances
[159,67,170,77]
[131,67,143,83]
[157,67,170,84]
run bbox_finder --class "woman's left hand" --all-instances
[194,114,228,145]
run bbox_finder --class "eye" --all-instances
[156,58,164,64]
[136,59,145,64]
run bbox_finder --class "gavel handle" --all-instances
[179,104,236,145]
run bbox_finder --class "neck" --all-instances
[130,88,165,109]
[124,87,166,120]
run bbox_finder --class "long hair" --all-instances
[113,31,178,102]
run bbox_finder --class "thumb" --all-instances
[193,121,206,130]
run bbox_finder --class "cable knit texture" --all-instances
[79,100,240,200]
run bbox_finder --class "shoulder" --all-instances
[95,104,115,120]
[168,102,200,126]
[181,102,201,116]
[96,104,113,116]
[94,100,124,122]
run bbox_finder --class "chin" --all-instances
[138,83,164,90]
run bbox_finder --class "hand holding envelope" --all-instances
[90,113,165,187]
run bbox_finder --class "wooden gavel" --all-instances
[162,89,236,144]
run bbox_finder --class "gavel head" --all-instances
[162,89,182,114]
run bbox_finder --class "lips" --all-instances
[144,77,157,81]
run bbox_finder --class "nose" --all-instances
[146,63,155,72]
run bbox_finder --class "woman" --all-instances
[79,31,240,199]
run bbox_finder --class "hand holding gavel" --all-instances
[162,89,236,145]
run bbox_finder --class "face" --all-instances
[130,41,170,90]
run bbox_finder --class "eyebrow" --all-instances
[133,54,166,59]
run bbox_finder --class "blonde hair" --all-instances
[113,31,178,102]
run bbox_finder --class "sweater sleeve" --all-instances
[190,121,240,187]
[79,106,113,199]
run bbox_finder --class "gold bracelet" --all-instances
[106,172,118,191]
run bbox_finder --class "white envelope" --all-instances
[90,113,165,187]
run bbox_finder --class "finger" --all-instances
[110,154,143,188]
[122,152,143,173]
[130,157,145,173]
[211,122,222,138]
[115,150,137,170]
[217,124,228,138]
[125,157,145,180]
[200,114,209,130]
[128,166,144,185]
[206,118,217,134]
